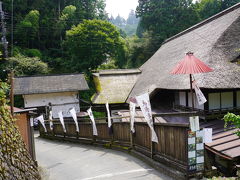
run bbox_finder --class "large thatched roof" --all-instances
[92,69,141,104]
[129,3,240,98]
[14,73,89,95]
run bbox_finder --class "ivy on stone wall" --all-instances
[0,82,40,179]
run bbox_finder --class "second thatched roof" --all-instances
[129,3,240,98]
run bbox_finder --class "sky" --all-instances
[105,0,138,19]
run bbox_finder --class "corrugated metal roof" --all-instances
[14,73,89,95]
[202,120,240,160]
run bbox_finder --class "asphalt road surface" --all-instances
[35,135,172,180]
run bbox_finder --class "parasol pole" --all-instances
[190,74,194,110]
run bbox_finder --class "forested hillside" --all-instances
[109,10,139,37]
[0,0,239,79]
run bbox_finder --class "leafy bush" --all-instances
[24,49,42,58]
[224,113,240,136]
[7,55,49,76]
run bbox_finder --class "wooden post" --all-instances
[92,135,96,144]
[10,71,14,115]
[190,74,194,110]
[151,116,155,159]
[76,131,79,139]
[130,122,133,149]
[109,104,114,146]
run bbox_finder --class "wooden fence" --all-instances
[39,113,194,177]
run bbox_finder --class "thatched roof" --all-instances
[130,3,240,98]
[92,69,141,104]
[14,73,89,95]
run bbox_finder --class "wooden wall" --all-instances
[14,112,35,160]
[15,113,30,151]
[40,119,189,174]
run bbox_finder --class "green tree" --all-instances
[64,19,126,72]
[126,32,157,68]
[55,5,77,42]
[221,0,240,9]
[127,10,139,25]
[4,55,49,76]
[194,0,240,20]
[195,0,221,20]
[4,0,107,56]
[114,15,126,28]
[136,0,199,43]
[15,10,40,48]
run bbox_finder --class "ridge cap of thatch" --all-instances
[163,2,240,44]
[14,73,84,79]
[95,69,141,76]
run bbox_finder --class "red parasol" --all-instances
[170,52,213,109]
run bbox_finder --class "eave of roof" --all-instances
[14,73,89,95]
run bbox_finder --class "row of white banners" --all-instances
[36,91,209,144]
[35,107,98,136]
[35,93,159,143]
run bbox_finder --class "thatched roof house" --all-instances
[129,3,240,115]
[14,73,89,118]
[14,73,89,95]
[92,69,141,104]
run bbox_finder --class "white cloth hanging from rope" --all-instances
[58,111,66,133]
[106,102,112,128]
[129,101,136,133]
[106,102,113,134]
[49,110,53,130]
[136,93,158,143]
[193,81,207,105]
[87,107,98,136]
[35,115,47,132]
[70,108,79,132]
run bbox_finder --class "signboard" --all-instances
[188,129,204,172]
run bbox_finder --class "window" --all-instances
[221,92,233,108]
[237,91,240,107]
[209,93,220,110]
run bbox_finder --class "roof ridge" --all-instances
[14,73,84,78]
[163,2,240,44]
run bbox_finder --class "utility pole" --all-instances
[9,71,14,115]
[11,0,13,56]
[0,1,8,59]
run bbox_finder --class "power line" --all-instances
[0,1,8,58]
[11,0,13,56]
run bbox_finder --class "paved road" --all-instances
[35,135,172,180]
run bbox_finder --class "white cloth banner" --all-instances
[30,118,34,127]
[129,101,136,133]
[35,115,47,132]
[204,128,212,143]
[49,110,53,130]
[87,107,98,136]
[70,108,79,132]
[106,102,112,128]
[193,81,207,105]
[136,93,158,143]
[189,116,200,132]
[58,111,66,133]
